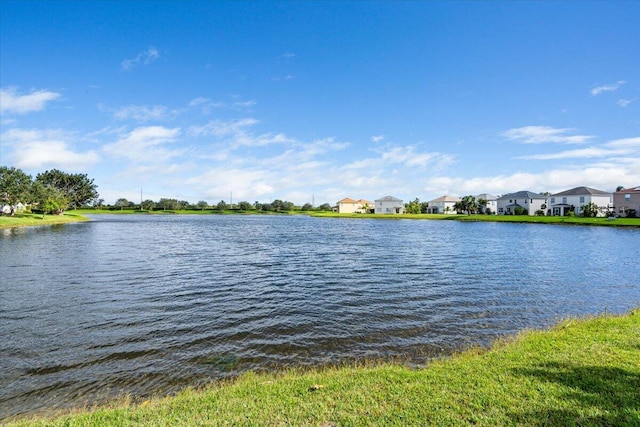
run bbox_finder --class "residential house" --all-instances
[548,186,612,216]
[475,193,498,214]
[497,191,547,216]
[427,195,460,214]
[614,185,640,217]
[375,196,404,214]
[336,197,373,214]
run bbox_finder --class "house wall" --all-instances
[338,202,360,214]
[375,200,404,214]
[548,194,613,216]
[497,197,546,215]
[614,192,640,217]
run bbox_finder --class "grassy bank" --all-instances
[310,211,640,227]
[0,212,90,229]
[6,309,639,426]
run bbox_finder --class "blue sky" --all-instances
[1,1,639,205]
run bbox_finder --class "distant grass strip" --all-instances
[310,212,640,227]
[0,212,89,229]
[6,309,639,426]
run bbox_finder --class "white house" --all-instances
[475,193,498,214]
[427,195,460,214]
[548,186,613,216]
[336,198,373,214]
[375,196,404,214]
[497,191,547,216]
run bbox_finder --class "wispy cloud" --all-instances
[188,97,255,113]
[103,126,182,162]
[617,98,636,107]
[121,47,160,71]
[591,80,626,96]
[503,126,593,144]
[188,118,259,138]
[111,104,179,122]
[516,136,640,160]
[371,135,385,143]
[0,87,61,115]
[1,128,99,170]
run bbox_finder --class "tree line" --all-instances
[0,167,98,216]
[110,197,334,213]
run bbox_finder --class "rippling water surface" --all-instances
[1,214,639,418]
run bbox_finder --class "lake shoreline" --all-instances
[6,309,639,426]
[3,210,639,229]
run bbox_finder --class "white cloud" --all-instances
[112,104,178,121]
[591,80,626,96]
[617,98,636,107]
[121,47,160,70]
[605,137,640,148]
[1,128,99,170]
[188,118,259,138]
[503,126,593,144]
[0,87,61,114]
[517,136,640,160]
[103,126,182,162]
[371,135,385,143]
[425,164,634,197]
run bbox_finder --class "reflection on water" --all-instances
[1,215,639,419]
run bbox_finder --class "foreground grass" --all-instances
[0,212,89,229]
[7,310,639,426]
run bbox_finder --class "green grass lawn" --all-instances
[6,309,639,426]
[310,211,640,227]
[0,212,90,229]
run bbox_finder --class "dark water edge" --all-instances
[1,215,639,419]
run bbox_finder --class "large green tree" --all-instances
[31,181,68,217]
[0,166,33,209]
[35,169,99,209]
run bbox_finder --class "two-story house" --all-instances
[375,196,404,214]
[548,186,612,216]
[614,185,640,217]
[427,195,461,214]
[336,198,373,214]
[475,193,498,215]
[497,191,547,216]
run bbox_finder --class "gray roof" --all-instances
[375,196,403,202]
[476,193,498,201]
[551,186,611,197]
[497,190,546,201]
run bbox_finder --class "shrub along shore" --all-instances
[5,309,639,426]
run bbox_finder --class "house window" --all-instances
[580,196,585,203]
[625,194,631,201]
[550,197,555,203]
[525,199,528,204]
[562,197,567,204]
[509,199,512,203]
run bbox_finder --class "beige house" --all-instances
[614,185,640,217]
[427,195,460,214]
[336,198,373,214]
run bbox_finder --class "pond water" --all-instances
[1,214,639,419]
